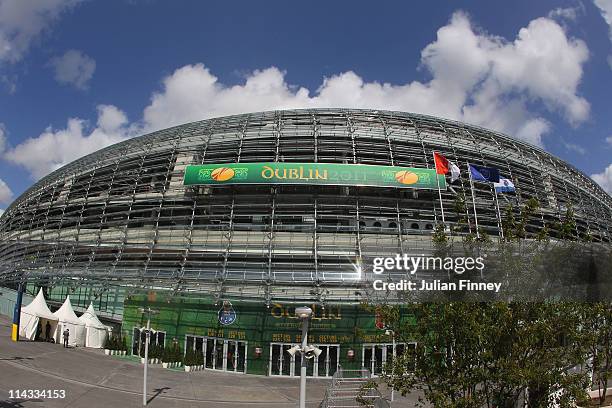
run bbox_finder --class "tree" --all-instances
[579,302,612,405]
[373,302,590,408]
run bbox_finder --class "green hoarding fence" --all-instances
[183,162,446,190]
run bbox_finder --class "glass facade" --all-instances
[0,109,610,305]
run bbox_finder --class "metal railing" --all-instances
[320,367,390,408]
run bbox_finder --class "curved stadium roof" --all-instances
[0,109,610,302]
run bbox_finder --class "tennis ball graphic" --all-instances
[211,167,235,182]
[394,170,419,185]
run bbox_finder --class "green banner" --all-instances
[184,162,445,190]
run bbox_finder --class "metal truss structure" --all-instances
[0,109,610,303]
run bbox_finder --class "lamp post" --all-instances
[385,329,395,402]
[138,307,159,406]
[295,306,312,408]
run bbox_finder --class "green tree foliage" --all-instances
[162,342,182,363]
[374,303,597,408]
[555,205,578,241]
[105,333,125,351]
[578,303,612,405]
[501,198,540,241]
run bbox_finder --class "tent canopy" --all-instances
[53,295,84,325]
[78,302,106,328]
[78,302,109,348]
[52,295,85,347]
[19,288,58,340]
[21,288,57,321]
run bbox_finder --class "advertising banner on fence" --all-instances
[183,162,445,190]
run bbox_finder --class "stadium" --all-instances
[0,108,611,377]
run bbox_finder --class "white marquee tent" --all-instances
[52,296,85,347]
[19,288,58,341]
[78,302,109,348]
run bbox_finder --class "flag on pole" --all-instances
[432,152,446,224]
[494,177,516,193]
[468,164,500,183]
[449,161,460,183]
[433,152,461,183]
[433,152,449,175]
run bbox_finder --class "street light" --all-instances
[295,306,312,408]
[385,329,395,402]
[138,307,159,406]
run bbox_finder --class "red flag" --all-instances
[433,152,449,175]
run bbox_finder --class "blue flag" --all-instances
[469,164,500,183]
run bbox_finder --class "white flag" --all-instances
[494,178,516,193]
[449,161,460,183]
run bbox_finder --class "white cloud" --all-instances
[594,0,612,34]
[49,49,95,90]
[606,135,612,146]
[594,0,612,68]
[3,10,593,179]
[0,123,6,152]
[548,7,581,21]
[563,141,587,155]
[0,208,4,217]
[0,0,83,64]
[3,105,132,178]
[0,177,13,203]
[143,12,589,147]
[592,163,612,194]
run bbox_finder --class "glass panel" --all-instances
[140,330,147,357]
[294,352,301,377]
[306,350,314,377]
[271,344,281,375]
[132,328,139,355]
[237,341,246,373]
[317,346,328,377]
[195,337,203,352]
[206,339,214,368]
[186,336,194,352]
[385,345,394,371]
[157,332,165,347]
[396,343,405,357]
[227,341,236,371]
[214,340,224,370]
[282,344,292,376]
[364,346,373,372]
[328,346,338,377]
[374,345,384,375]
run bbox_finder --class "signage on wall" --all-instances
[218,301,237,325]
[183,162,445,190]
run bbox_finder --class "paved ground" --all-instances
[0,316,419,408]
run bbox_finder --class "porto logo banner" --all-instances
[183,162,446,190]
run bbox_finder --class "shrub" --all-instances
[107,334,123,351]
[162,344,181,363]
[184,349,196,366]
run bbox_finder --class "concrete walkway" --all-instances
[0,316,418,407]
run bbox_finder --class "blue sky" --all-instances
[0,0,611,211]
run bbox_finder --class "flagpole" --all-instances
[493,187,504,239]
[467,162,480,239]
[433,152,445,225]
